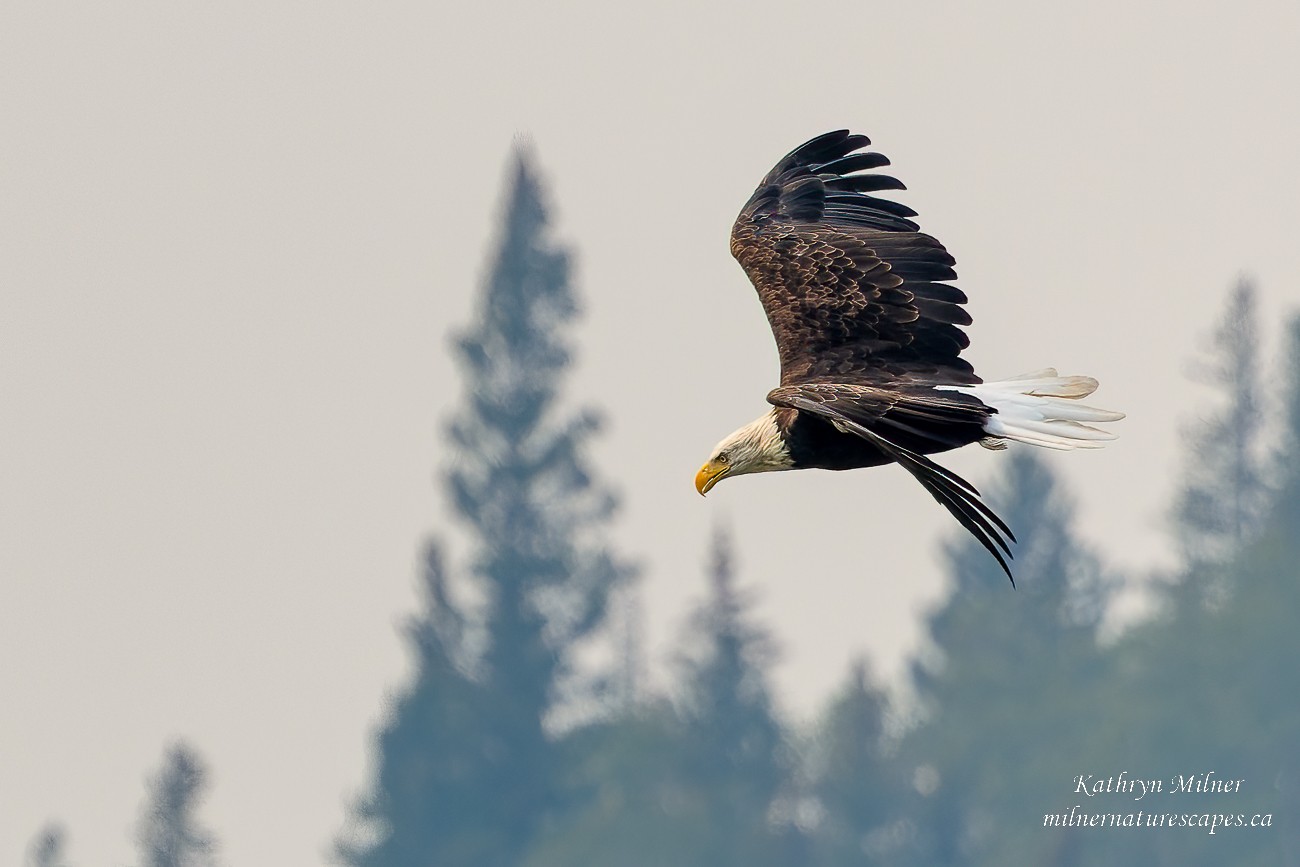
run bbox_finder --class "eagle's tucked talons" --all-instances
[697,130,1123,583]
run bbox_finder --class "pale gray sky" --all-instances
[3,1,1299,864]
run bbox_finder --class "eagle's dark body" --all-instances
[775,398,988,472]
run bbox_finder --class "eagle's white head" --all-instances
[695,409,794,495]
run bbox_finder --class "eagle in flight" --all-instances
[694,130,1122,582]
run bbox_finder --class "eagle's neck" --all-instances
[733,408,790,470]
[725,409,795,475]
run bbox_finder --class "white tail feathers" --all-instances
[938,369,1125,451]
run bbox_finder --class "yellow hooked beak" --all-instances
[695,461,729,496]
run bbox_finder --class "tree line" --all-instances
[30,148,1300,867]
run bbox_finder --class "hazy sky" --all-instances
[4,1,1300,864]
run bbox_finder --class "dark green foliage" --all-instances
[340,149,634,866]
[136,743,217,867]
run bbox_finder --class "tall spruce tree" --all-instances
[136,743,217,867]
[899,451,1113,866]
[340,148,634,867]
[1173,278,1268,567]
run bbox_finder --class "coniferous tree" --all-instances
[672,524,801,867]
[1178,312,1300,864]
[899,451,1113,866]
[26,824,70,867]
[517,701,697,867]
[1275,314,1300,503]
[136,743,217,867]
[1106,321,1300,866]
[808,659,902,866]
[1264,313,1300,865]
[341,148,634,867]
[520,527,794,867]
[1173,278,1268,568]
[840,312,1300,867]
[338,547,499,866]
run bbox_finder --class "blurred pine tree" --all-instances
[807,659,903,866]
[338,148,635,867]
[671,524,804,867]
[522,525,803,866]
[25,824,70,867]
[1173,278,1268,571]
[136,743,217,867]
[899,451,1114,866]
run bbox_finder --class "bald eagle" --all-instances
[694,130,1122,582]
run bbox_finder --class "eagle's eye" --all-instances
[716,451,730,464]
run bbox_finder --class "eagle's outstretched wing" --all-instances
[733,131,1018,580]
[731,130,976,387]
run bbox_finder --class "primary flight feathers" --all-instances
[696,130,1123,583]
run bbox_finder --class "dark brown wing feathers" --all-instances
[732,130,976,386]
